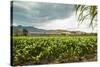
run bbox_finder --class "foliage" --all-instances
[75,5,97,29]
[22,29,29,36]
[14,29,23,36]
[14,28,29,36]
[12,36,97,65]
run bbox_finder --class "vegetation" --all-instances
[12,4,98,66]
[14,28,29,36]
[14,29,23,36]
[12,35,97,66]
[23,29,29,36]
[75,5,97,29]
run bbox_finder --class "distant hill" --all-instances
[12,25,47,33]
[12,25,89,35]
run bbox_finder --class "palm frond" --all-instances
[75,5,97,29]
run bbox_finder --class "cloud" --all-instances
[34,12,97,33]
[34,12,78,30]
[12,1,97,33]
[13,1,75,26]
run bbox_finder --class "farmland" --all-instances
[12,35,97,66]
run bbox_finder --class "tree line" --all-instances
[13,28,29,36]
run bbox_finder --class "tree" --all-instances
[14,29,22,36]
[75,5,97,29]
[23,29,28,36]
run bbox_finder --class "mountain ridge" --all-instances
[12,25,88,35]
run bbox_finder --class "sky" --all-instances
[12,1,97,33]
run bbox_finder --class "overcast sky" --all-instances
[12,1,97,33]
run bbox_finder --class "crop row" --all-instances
[12,36,97,65]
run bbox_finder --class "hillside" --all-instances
[12,25,90,35]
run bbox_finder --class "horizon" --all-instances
[12,25,97,33]
[12,1,97,33]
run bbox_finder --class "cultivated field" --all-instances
[12,35,97,65]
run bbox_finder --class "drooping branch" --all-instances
[75,5,97,29]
